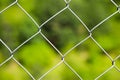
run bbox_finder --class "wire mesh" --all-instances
[0,0,120,80]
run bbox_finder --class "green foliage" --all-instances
[0,0,120,80]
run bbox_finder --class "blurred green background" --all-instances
[0,0,120,80]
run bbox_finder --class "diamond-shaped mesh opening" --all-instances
[0,5,38,50]
[42,63,80,80]
[69,0,116,29]
[92,13,120,58]
[0,0,15,11]
[14,35,61,79]
[0,42,10,64]
[65,38,111,80]
[42,9,89,53]
[98,68,120,80]
[18,0,66,24]
[0,59,32,80]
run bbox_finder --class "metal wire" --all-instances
[0,0,120,80]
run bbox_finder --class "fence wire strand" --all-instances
[0,0,120,80]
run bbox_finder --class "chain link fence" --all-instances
[0,0,120,80]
